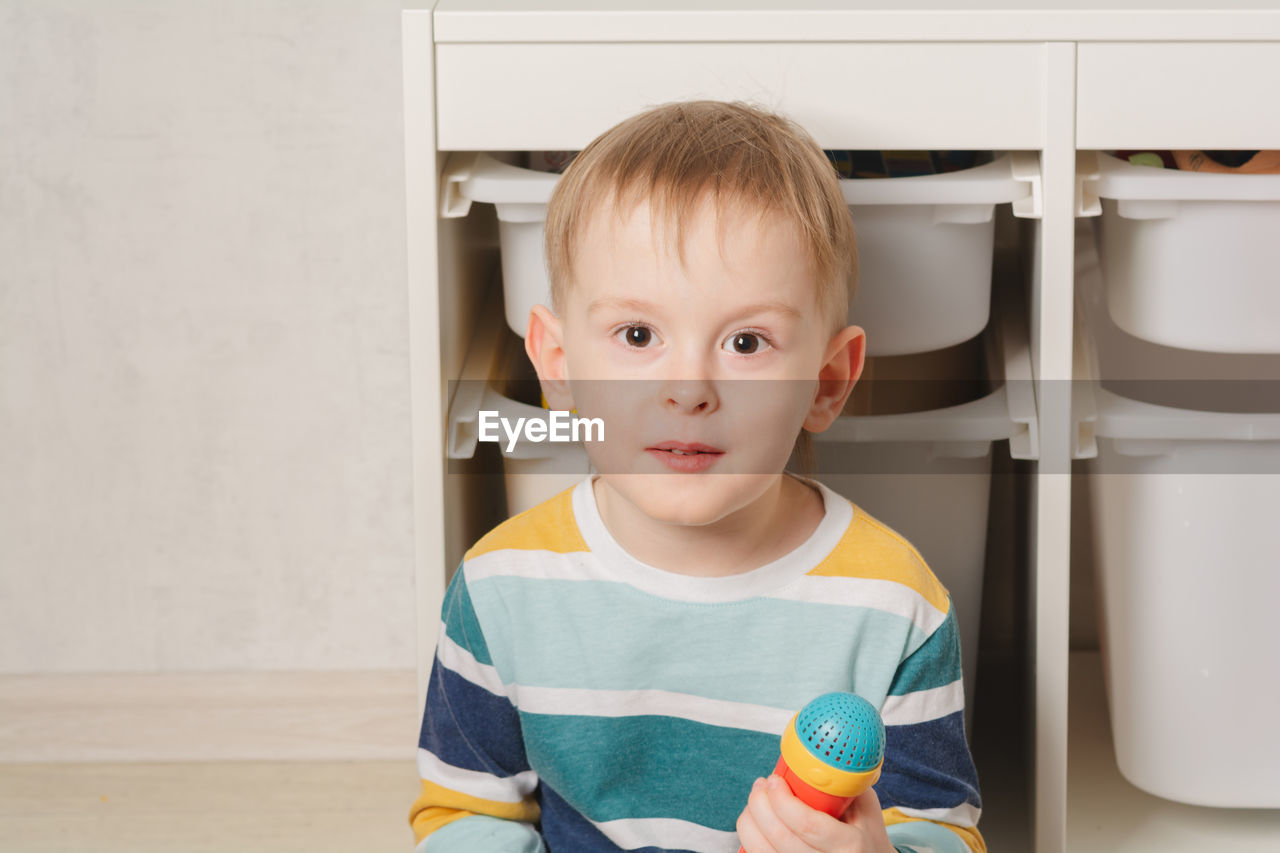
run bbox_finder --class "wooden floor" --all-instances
[0,760,420,852]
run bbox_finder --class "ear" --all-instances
[802,325,866,433]
[525,304,576,411]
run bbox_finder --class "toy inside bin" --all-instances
[1083,151,1280,353]
[443,150,1038,357]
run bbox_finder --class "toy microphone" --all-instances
[738,692,885,853]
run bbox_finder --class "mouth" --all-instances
[644,441,725,472]
[646,441,725,456]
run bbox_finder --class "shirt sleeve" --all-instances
[877,599,986,853]
[408,565,546,852]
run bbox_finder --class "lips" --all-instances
[645,441,725,472]
[647,441,724,455]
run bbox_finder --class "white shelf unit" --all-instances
[402,4,1280,851]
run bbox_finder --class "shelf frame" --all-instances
[403,7,1280,850]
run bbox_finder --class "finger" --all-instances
[736,812,779,853]
[745,776,819,853]
[842,786,883,828]
[840,786,897,853]
[736,779,782,853]
[757,775,830,852]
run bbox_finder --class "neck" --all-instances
[592,474,825,578]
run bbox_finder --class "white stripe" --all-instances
[466,548,603,584]
[467,551,947,639]
[416,747,538,805]
[434,624,510,700]
[594,816,741,853]
[881,680,965,726]
[469,546,806,605]
[893,802,982,829]
[516,685,793,734]
[571,475,858,604]
[773,574,948,636]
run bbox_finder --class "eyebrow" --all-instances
[586,296,803,322]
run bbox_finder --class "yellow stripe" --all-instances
[409,806,473,843]
[807,504,949,613]
[465,485,588,560]
[408,779,541,844]
[883,807,986,853]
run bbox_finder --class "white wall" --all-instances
[0,0,416,673]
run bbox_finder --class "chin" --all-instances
[606,471,781,527]
[640,495,727,527]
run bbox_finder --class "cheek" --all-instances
[722,379,816,425]
[562,329,629,380]
[564,376,651,447]
[573,380,815,433]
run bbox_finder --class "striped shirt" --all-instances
[410,475,984,853]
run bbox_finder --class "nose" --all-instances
[661,376,718,414]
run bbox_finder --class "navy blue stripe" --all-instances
[418,654,532,778]
[539,782,703,853]
[877,710,981,813]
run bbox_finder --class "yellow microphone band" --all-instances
[779,717,883,797]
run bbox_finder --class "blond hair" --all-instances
[543,100,857,332]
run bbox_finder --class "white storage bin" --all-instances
[1083,151,1280,354]
[448,277,1036,736]
[1075,220,1280,808]
[442,151,1039,357]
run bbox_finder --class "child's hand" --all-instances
[736,775,897,853]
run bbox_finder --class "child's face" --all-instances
[528,191,864,528]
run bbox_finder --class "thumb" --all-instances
[842,786,898,853]
[842,786,883,827]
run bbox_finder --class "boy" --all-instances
[410,100,984,853]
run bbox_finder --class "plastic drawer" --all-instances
[443,151,1038,357]
[1083,151,1280,354]
[1074,220,1280,807]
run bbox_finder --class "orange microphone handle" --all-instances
[772,756,857,817]
[735,759,857,853]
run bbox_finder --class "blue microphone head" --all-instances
[794,692,885,773]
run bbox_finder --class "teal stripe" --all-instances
[888,817,972,853]
[522,712,777,830]
[442,566,492,667]
[889,602,962,697]
[422,814,545,853]
[470,576,925,711]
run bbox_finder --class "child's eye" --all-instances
[722,330,773,355]
[615,323,657,348]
